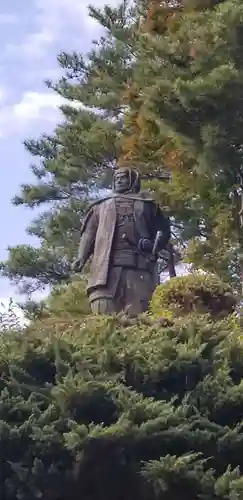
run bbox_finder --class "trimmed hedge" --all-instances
[151,273,237,318]
[0,307,242,499]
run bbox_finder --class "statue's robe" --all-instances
[78,193,170,295]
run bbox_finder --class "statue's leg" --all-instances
[89,267,122,315]
[122,269,155,316]
[90,298,117,315]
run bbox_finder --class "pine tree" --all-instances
[123,0,243,290]
[0,1,138,294]
[119,0,186,276]
[4,0,243,293]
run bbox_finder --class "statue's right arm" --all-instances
[73,206,99,272]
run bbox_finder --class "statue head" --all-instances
[112,168,140,194]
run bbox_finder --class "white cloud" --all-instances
[8,0,121,60]
[13,91,66,121]
[0,86,7,103]
[0,13,17,25]
[18,31,55,59]
[0,90,84,137]
[24,67,63,85]
[0,91,69,137]
[9,0,88,59]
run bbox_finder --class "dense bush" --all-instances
[0,302,243,499]
[151,273,237,318]
[45,279,91,318]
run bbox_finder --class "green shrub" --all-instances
[151,273,237,318]
[46,278,91,317]
[0,310,243,499]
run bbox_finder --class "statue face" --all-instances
[113,169,130,193]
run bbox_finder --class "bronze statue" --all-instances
[72,168,171,316]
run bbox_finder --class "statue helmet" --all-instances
[112,167,141,193]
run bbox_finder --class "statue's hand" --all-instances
[71,259,83,273]
[138,238,153,253]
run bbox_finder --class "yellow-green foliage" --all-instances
[151,273,237,318]
[46,278,91,318]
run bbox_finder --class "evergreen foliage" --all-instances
[18,278,91,323]
[3,0,243,292]
[123,0,243,289]
[151,273,237,318]
[0,276,242,499]
[44,278,91,318]
[0,1,138,293]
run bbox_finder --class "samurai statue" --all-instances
[72,168,171,316]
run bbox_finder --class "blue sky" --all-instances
[0,0,120,302]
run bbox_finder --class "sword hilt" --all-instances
[152,231,163,256]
